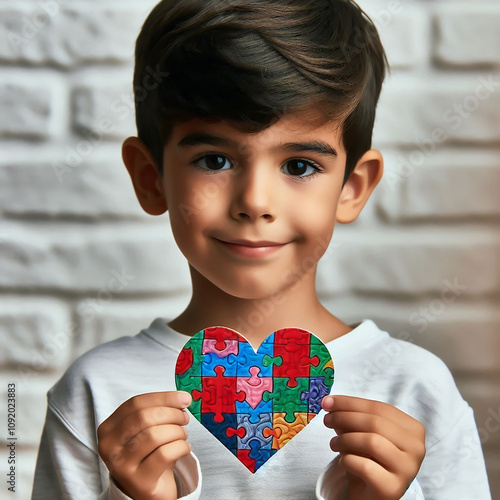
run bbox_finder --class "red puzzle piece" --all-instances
[192,365,245,422]
[204,326,239,351]
[237,449,256,473]
[226,427,246,439]
[273,330,319,387]
[175,347,193,375]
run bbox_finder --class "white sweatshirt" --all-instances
[31,317,492,500]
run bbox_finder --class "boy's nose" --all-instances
[229,165,276,223]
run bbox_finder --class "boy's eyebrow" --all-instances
[177,132,338,158]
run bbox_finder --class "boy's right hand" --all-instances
[97,391,193,500]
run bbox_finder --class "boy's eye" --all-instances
[281,159,322,178]
[192,154,323,180]
[192,154,231,171]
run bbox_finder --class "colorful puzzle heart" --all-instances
[175,326,334,472]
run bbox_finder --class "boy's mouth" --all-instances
[214,238,289,258]
[219,238,286,247]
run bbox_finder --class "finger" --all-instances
[103,391,192,424]
[324,411,412,453]
[138,439,192,484]
[98,391,191,445]
[109,406,190,449]
[322,395,424,436]
[330,432,406,474]
[121,424,189,467]
[339,454,401,498]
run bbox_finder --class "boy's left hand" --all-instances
[322,395,426,500]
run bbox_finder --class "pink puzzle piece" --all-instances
[203,339,239,357]
[237,366,272,409]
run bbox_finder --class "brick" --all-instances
[72,80,137,140]
[0,222,191,293]
[375,150,500,221]
[0,161,147,219]
[0,298,72,372]
[72,296,191,358]
[434,7,500,67]
[0,5,148,67]
[374,76,500,146]
[361,2,426,69]
[407,320,500,374]
[316,229,500,295]
[0,78,56,139]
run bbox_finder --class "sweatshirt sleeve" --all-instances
[414,404,491,499]
[32,404,202,500]
[315,459,426,500]
[315,404,491,500]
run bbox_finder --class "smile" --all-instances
[215,239,288,258]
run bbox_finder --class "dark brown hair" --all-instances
[133,0,389,185]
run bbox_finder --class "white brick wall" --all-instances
[0,0,499,498]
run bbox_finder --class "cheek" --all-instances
[168,180,227,246]
[293,191,337,234]
[167,176,202,223]
[172,173,230,218]
[166,184,204,249]
[291,191,338,258]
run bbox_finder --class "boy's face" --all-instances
[138,109,382,300]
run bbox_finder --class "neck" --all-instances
[168,265,353,346]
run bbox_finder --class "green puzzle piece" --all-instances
[263,376,309,423]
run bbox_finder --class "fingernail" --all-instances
[183,427,189,438]
[179,392,192,407]
[322,396,334,410]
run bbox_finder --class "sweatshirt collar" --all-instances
[143,317,386,359]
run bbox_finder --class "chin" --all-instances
[216,279,281,301]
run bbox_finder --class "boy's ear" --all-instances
[121,136,168,216]
[336,149,384,224]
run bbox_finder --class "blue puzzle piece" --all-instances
[201,412,239,454]
[300,376,332,413]
[235,399,273,423]
[201,351,238,377]
[260,333,275,345]
[236,340,274,377]
[237,412,273,451]
[248,440,277,471]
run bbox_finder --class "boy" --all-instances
[32,0,491,499]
